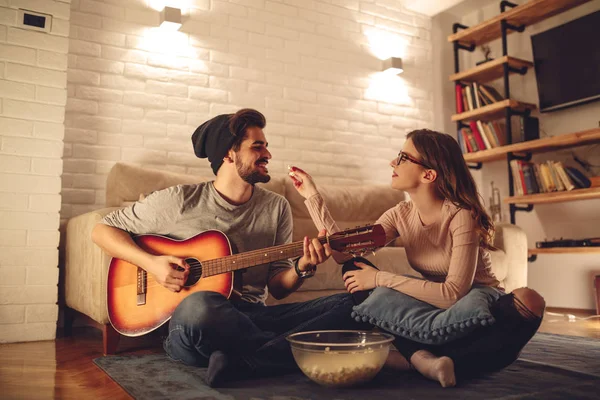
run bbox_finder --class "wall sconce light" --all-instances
[160,6,182,31]
[382,57,403,75]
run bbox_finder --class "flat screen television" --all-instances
[531,10,600,113]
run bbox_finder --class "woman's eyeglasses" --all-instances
[396,152,432,169]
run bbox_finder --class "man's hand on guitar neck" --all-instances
[268,229,331,300]
[297,229,331,272]
[146,255,190,292]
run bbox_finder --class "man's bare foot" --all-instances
[410,350,456,388]
[384,349,411,371]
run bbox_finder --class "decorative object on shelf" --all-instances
[382,57,403,75]
[476,44,494,66]
[489,181,502,223]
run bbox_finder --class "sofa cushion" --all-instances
[350,285,504,344]
[106,163,210,207]
[489,249,507,283]
[488,223,514,287]
[105,162,286,207]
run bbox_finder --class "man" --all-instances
[92,109,362,387]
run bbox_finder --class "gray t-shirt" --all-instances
[101,181,294,304]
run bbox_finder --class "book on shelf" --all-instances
[468,121,486,150]
[479,84,503,103]
[455,83,464,113]
[464,85,474,111]
[459,121,506,153]
[509,160,590,196]
[564,166,592,188]
[455,83,505,112]
[473,82,482,108]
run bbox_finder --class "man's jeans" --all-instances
[163,291,367,372]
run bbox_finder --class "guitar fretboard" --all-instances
[202,238,328,276]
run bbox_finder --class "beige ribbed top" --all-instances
[305,194,501,309]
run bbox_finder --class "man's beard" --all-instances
[235,157,271,185]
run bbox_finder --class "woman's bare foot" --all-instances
[384,349,411,371]
[410,350,456,388]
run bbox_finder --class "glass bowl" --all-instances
[286,330,395,388]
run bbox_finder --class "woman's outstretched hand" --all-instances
[288,166,319,199]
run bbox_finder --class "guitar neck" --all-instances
[202,237,328,277]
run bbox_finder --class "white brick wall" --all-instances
[0,0,68,343]
[1,0,434,342]
[62,0,433,222]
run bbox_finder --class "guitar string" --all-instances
[196,231,377,275]
[141,245,303,288]
[142,251,372,290]
[137,229,378,286]
[152,236,326,275]
[139,241,304,289]
[191,242,303,274]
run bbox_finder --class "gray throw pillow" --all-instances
[350,285,504,344]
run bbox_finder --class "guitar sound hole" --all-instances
[183,257,202,286]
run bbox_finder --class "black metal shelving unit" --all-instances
[449,0,598,263]
[451,1,534,227]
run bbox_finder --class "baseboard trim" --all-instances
[546,307,596,316]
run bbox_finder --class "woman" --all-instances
[288,129,545,387]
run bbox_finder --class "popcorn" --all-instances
[304,363,380,387]
[288,165,302,183]
[293,348,387,388]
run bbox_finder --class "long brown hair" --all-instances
[406,129,496,250]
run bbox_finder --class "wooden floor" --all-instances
[0,309,598,400]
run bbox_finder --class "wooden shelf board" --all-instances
[504,187,600,205]
[529,247,600,255]
[451,99,536,122]
[447,0,592,46]
[463,128,600,163]
[449,56,534,83]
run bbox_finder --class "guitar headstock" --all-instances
[328,224,386,255]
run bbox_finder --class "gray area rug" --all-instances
[94,333,600,399]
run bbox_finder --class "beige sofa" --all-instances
[64,162,528,354]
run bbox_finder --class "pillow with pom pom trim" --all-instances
[351,285,504,344]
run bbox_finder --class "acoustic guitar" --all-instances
[107,224,386,336]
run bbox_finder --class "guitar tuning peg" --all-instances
[372,251,376,256]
